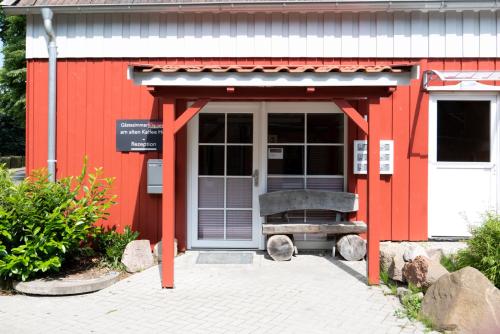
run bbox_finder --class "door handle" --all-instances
[252,169,259,187]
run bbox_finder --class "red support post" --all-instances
[367,98,381,285]
[162,98,176,288]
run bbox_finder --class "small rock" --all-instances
[121,240,154,273]
[403,244,429,262]
[380,285,392,295]
[415,292,424,301]
[389,255,406,282]
[396,287,410,298]
[422,267,500,334]
[153,238,178,262]
[380,242,406,272]
[403,256,448,289]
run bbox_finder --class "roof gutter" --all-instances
[3,1,500,15]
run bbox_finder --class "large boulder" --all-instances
[121,240,154,273]
[402,256,448,289]
[380,242,406,272]
[388,255,406,282]
[153,238,178,262]
[427,248,444,263]
[422,267,500,334]
[403,244,429,262]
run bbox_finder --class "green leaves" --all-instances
[95,226,139,269]
[453,213,500,288]
[0,159,116,281]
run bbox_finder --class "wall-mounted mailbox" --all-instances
[147,159,163,194]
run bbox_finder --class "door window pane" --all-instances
[268,114,304,143]
[199,146,224,175]
[199,177,224,208]
[227,114,253,143]
[199,114,225,143]
[307,114,344,143]
[227,178,253,208]
[268,146,304,175]
[226,210,252,240]
[227,146,252,176]
[198,210,224,240]
[437,101,490,162]
[307,146,344,175]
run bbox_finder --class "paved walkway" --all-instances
[0,252,430,334]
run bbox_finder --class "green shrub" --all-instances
[398,292,422,321]
[455,213,500,288]
[95,226,139,269]
[440,254,460,273]
[0,160,116,281]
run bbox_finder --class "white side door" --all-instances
[187,102,262,249]
[428,94,499,237]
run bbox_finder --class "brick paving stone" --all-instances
[0,252,438,334]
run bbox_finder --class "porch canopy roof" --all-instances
[424,70,500,91]
[128,63,419,91]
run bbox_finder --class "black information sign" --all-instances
[116,120,163,152]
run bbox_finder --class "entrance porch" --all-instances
[128,63,419,288]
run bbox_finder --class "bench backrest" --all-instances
[259,190,359,217]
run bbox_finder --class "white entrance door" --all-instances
[187,102,262,248]
[428,95,499,237]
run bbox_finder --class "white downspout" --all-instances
[41,8,57,182]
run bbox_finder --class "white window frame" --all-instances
[428,93,499,170]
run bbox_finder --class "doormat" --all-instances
[196,252,254,264]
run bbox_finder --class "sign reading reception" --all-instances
[116,120,163,152]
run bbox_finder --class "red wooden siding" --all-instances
[25,58,499,244]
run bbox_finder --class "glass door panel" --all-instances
[266,111,345,242]
[197,113,254,243]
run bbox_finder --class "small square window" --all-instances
[268,146,304,175]
[307,146,344,175]
[227,114,253,143]
[199,114,225,143]
[307,114,344,143]
[268,114,304,143]
[437,101,490,162]
[199,146,224,175]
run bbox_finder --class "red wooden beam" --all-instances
[162,98,176,289]
[173,99,209,134]
[367,98,381,285]
[333,99,369,135]
[150,86,394,100]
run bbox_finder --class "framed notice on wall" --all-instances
[353,140,394,175]
[116,120,163,152]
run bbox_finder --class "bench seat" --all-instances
[262,221,367,235]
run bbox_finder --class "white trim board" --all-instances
[26,11,500,59]
[128,70,418,87]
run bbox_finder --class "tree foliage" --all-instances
[0,10,26,155]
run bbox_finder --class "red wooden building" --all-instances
[4,0,500,287]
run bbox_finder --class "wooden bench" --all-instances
[259,189,367,261]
